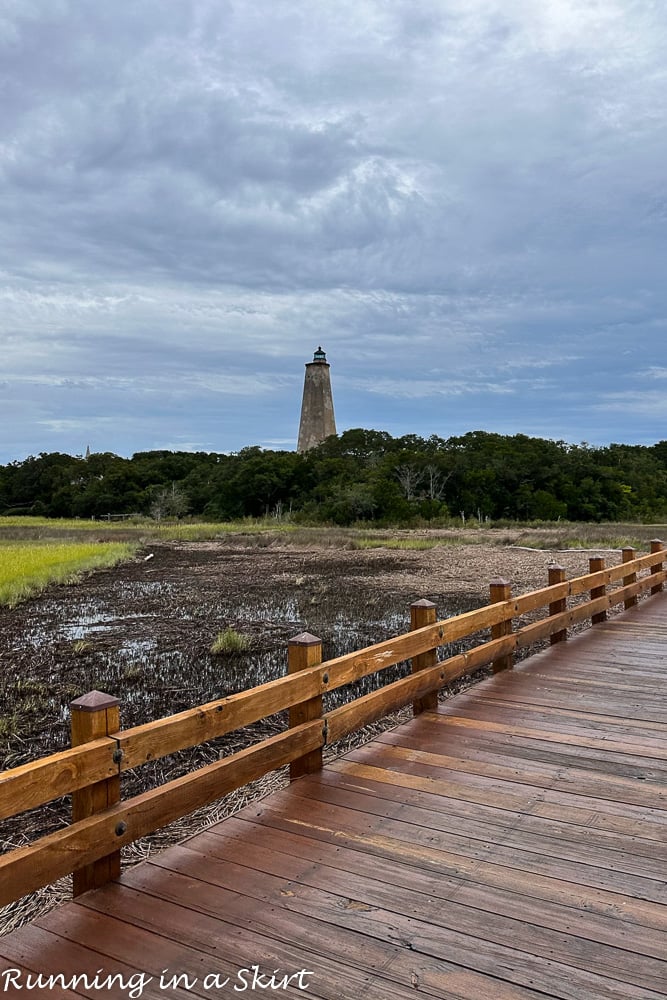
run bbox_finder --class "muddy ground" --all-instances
[0,536,612,752]
[0,535,622,930]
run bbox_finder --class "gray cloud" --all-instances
[1,0,666,460]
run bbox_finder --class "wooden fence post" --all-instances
[589,557,607,624]
[548,565,567,644]
[622,547,637,609]
[410,599,438,715]
[288,632,323,780]
[489,578,512,673]
[650,540,664,595]
[70,690,121,897]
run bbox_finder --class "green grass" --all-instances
[0,515,297,543]
[210,628,250,655]
[0,516,144,529]
[0,541,137,607]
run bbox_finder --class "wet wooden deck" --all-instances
[1,596,666,999]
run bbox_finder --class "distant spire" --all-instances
[85,444,91,460]
[297,347,337,452]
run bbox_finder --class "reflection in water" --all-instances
[12,584,479,729]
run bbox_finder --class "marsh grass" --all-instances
[1,515,664,553]
[505,522,664,550]
[210,628,250,655]
[0,541,137,607]
[0,516,297,544]
[353,537,439,551]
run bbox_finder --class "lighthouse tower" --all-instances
[297,347,337,453]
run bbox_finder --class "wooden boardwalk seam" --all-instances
[1,595,666,998]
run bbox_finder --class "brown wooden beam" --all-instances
[70,691,121,897]
[548,565,567,643]
[288,632,324,779]
[410,600,438,714]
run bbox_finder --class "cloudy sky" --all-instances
[1,0,666,462]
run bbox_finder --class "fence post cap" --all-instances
[288,631,322,646]
[70,690,120,712]
[410,599,437,609]
[489,577,510,587]
[650,538,664,546]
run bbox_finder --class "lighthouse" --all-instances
[297,347,337,453]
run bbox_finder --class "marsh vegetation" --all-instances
[1,517,663,933]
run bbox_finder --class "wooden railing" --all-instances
[1,542,665,908]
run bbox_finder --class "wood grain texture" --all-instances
[0,739,116,821]
[0,721,323,907]
[70,695,121,896]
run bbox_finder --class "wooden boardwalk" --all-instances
[1,596,666,999]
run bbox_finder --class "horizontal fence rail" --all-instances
[0,542,665,908]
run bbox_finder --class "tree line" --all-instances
[1,429,667,524]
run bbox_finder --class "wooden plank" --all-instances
[36,905,338,1000]
[434,698,667,748]
[40,902,419,1000]
[425,699,667,755]
[476,688,667,724]
[491,675,667,707]
[368,735,667,812]
[489,657,667,694]
[228,799,667,935]
[460,692,667,725]
[285,767,666,882]
[0,721,323,907]
[197,816,667,947]
[0,926,165,998]
[144,841,667,992]
[395,716,667,780]
[77,878,548,1000]
[492,663,667,692]
[114,847,665,1000]
[246,796,667,903]
[402,708,667,763]
[298,764,667,862]
[0,739,116,821]
[340,746,667,837]
[176,827,667,965]
[327,759,667,844]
